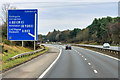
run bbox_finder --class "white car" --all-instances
[103,43,110,48]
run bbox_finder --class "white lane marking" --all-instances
[37,49,62,79]
[93,70,98,73]
[96,51,120,61]
[77,47,120,61]
[73,49,79,53]
[73,49,85,60]
[84,58,87,60]
[74,49,79,53]
[88,63,91,65]
[75,50,78,52]
[73,48,99,74]
[76,51,79,53]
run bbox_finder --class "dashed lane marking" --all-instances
[93,70,98,73]
[73,48,99,75]
[88,63,91,65]
[85,58,87,60]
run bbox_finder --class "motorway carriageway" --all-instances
[3,44,119,79]
[42,45,119,78]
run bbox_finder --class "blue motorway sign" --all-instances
[8,9,38,41]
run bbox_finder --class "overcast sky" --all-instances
[0,0,119,35]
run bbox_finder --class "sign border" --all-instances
[7,9,38,41]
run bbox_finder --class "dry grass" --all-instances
[1,44,48,71]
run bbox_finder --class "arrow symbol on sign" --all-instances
[28,33,35,37]
[28,13,37,40]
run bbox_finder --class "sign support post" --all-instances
[34,13,37,50]
[34,41,35,50]
[8,9,38,50]
[22,41,24,47]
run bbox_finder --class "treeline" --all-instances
[45,16,120,45]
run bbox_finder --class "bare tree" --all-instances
[2,4,10,24]
[1,3,16,41]
[1,3,16,25]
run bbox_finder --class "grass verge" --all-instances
[2,46,48,72]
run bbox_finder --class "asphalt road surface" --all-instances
[2,44,119,79]
[43,45,119,78]
[77,44,120,51]
[3,46,59,79]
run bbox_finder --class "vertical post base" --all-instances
[34,41,35,50]
[22,41,24,47]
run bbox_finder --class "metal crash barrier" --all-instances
[72,44,119,59]
[8,48,45,61]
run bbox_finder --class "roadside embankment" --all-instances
[2,44,48,72]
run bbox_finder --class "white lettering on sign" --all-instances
[22,29,30,33]
[21,25,24,28]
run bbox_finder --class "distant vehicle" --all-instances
[103,43,110,48]
[65,44,71,50]
[58,42,62,45]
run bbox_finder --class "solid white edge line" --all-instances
[37,48,62,79]
[75,47,120,61]
[93,70,98,73]
[87,48,120,61]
